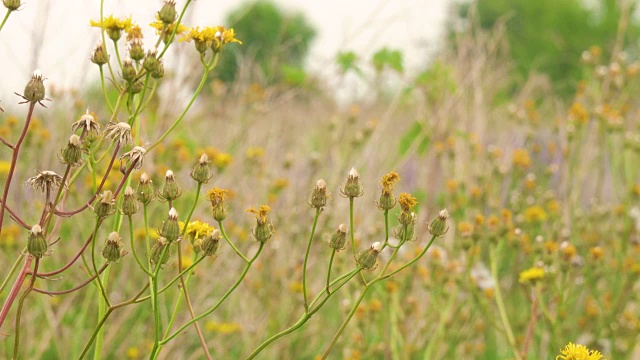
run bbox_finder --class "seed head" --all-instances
[120,186,139,215]
[27,224,47,258]
[72,110,101,141]
[157,0,177,24]
[329,224,348,251]
[428,209,449,237]
[340,167,364,198]
[94,190,116,218]
[3,0,22,11]
[150,237,171,267]
[128,38,145,61]
[356,242,383,270]
[190,153,212,183]
[151,60,165,79]
[136,172,155,205]
[122,59,137,83]
[159,207,181,242]
[103,121,133,146]
[26,170,63,193]
[143,48,159,72]
[308,179,330,209]
[59,134,84,166]
[91,43,109,66]
[158,170,182,201]
[200,229,221,256]
[102,232,125,263]
[21,70,46,104]
[120,146,146,174]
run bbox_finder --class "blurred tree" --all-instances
[455,0,640,96]
[217,0,316,84]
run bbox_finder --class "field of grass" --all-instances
[0,1,639,359]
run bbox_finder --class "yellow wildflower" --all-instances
[569,102,589,124]
[512,148,531,169]
[397,193,418,213]
[524,206,547,222]
[556,342,604,360]
[518,267,544,284]
[90,15,133,41]
[126,346,140,359]
[126,25,143,41]
[380,171,400,195]
[246,205,271,224]
[589,246,604,260]
[150,21,188,42]
[213,152,232,169]
[0,161,11,175]
[180,220,215,241]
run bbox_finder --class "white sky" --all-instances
[0,0,452,106]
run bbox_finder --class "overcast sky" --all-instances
[0,0,452,105]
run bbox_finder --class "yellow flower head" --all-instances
[126,25,144,41]
[556,342,604,360]
[380,171,400,195]
[207,187,229,208]
[149,20,189,43]
[180,220,215,241]
[512,148,531,169]
[524,206,547,223]
[246,205,271,225]
[90,15,133,41]
[518,266,544,284]
[398,193,418,213]
[182,25,242,53]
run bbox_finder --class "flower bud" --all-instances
[150,237,171,266]
[158,0,177,24]
[102,232,124,262]
[60,134,83,166]
[136,172,155,205]
[428,209,449,237]
[27,224,47,258]
[120,186,139,215]
[395,212,416,241]
[94,190,116,218]
[201,229,221,256]
[143,49,159,72]
[329,224,348,250]
[341,167,363,198]
[159,170,182,201]
[151,60,165,79]
[3,0,21,11]
[128,39,145,61]
[308,179,329,209]
[91,43,109,66]
[159,207,180,242]
[356,242,383,270]
[122,59,137,83]
[190,153,212,183]
[23,71,45,103]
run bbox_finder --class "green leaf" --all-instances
[398,121,427,157]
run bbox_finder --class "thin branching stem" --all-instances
[303,207,321,311]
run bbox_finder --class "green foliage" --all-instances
[335,51,361,75]
[371,48,404,74]
[456,0,640,96]
[217,0,316,84]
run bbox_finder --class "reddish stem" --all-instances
[37,219,103,277]
[33,263,109,295]
[0,255,33,329]
[55,143,120,217]
[0,102,36,234]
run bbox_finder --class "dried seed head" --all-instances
[104,121,133,146]
[329,223,348,250]
[22,70,46,104]
[159,170,182,201]
[59,134,84,166]
[190,153,212,183]
[128,38,145,61]
[120,146,146,174]
[120,186,139,215]
[308,179,330,209]
[200,229,221,256]
[158,0,177,24]
[102,232,125,263]
[27,170,63,193]
[27,224,47,258]
[122,59,137,82]
[341,167,363,198]
[428,209,449,237]
[394,212,416,242]
[72,110,102,141]
[159,207,181,242]
[91,43,109,66]
[356,242,383,270]
[136,172,155,205]
[150,237,171,267]
[95,190,116,218]
[143,48,159,72]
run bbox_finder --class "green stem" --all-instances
[218,221,248,262]
[490,244,521,360]
[158,243,264,346]
[99,0,119,93]
[99,66,114,112]
[157,0,192,59]
[12,258,38,359]
[147,53,220,152]
[322,286,370,358]
[128,215,151,275]
[90,220,110,307]
[0,10,11,32]
[326,250,336,293]
[149,244,171,357]
[302,208,321,311]
[0,253,24,296]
